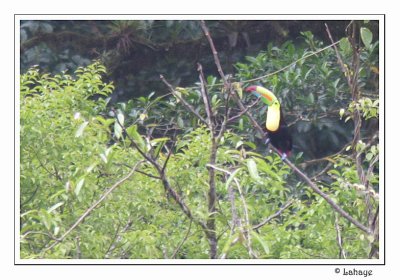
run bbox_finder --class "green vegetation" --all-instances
[20,21,379,259]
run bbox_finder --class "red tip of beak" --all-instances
[245,86,257,92]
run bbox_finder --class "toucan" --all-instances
[245,85,292,160]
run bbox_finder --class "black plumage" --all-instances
[266,108,292,157]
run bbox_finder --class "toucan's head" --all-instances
[245,85,281,132]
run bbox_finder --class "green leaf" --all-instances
[151,137,170,145]
[251,231,270,255]
[339,108,345,119]
[239,118,243,131]
[100,153,108,163]
[235,140,243,149]
[39,209,52,230]
[113,110,125,139]
[47,202,64,214]
[339,37,351,55]
[360,27,373,49]
[151,137,170,157]
[225,168,242,190]
[221,232,240,254]
[126,124,145,150]
[247,159,261,180]
[114,121,122,139]
[117,111,125,123]
[75,121,89,137]
[74,178,85,196]
[177,116,184,128]
[244,141,256,150]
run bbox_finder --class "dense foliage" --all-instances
[21,20,374,101]
[20,21,379,259]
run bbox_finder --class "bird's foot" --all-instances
[280,153,287,161]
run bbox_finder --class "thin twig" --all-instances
[227,97,260,123]
[135,169,161,180]
[21,231,61,241]
[75,236,81,259]
[197,63,215,132]
[113,158,161,179]
[161,145,174,174]
[253,199,294,230]
[198,63,219,259]
[41,161,143,255]
[227,183,240,230]
[200,20,229,88]
[104,221,122,258]
[325,24,352,87]
[105,218,133,259]
[170,219,193,259]
[334,214,346,259]
[160,74,208,125]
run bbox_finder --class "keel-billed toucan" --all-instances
[245,85,292,159]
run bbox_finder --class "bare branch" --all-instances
[161,141,174,174]
[227,184,240,230]
[105,218,133,259]
[135,169,161,180]
[75,236,81,259]
[325,23,352,87]
[21,231,61,242]
[197,63,215,131]
[170,219,193,259]
[200,20,229,88]
[253,199,294,230]
[227,97,260,123]
[334,214,346,259]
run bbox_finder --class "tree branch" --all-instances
[197,63,218,259]
[104,218,133,259]
[170,219,193,259]
[334,214,346,259]
[197,63,215,133]
[253,199,294,230]
[200,20,229,88]
[325,23,352,88]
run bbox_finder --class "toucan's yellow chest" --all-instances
[266,101,281,132]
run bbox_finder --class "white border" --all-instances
[15,14,385,265]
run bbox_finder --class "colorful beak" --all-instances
[245,85,278,106]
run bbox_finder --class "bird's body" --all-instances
[265,107,292,157]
